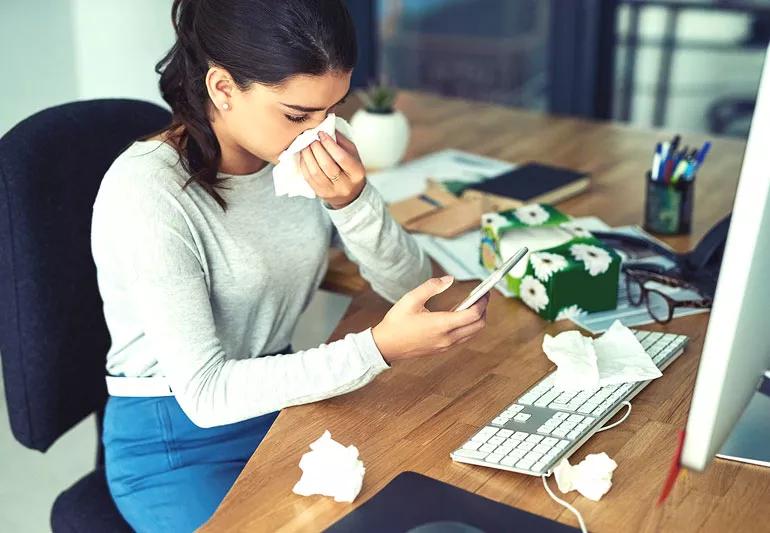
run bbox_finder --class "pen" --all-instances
[652,142,662,180]
[671,159,688,183]
[418,194,442,208]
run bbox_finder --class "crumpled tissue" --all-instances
[553,452,618,501]
[273,113,354,199]
[292,430,365,503]
[543,320,662,391]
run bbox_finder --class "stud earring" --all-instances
[222,103,230,110]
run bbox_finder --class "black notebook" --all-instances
[467,162,589,205]
[325,471,579,533]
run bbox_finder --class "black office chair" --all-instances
[0,99,171,532]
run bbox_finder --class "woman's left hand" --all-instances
[299,131,366,209]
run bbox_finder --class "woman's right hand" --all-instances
[372,276,489,364]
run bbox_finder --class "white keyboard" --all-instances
[451,330,688,475]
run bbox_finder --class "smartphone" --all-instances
[451,247,529,312]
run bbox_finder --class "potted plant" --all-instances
[350,83,410,170]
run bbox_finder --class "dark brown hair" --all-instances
[156,0,357,208]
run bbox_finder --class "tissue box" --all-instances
[480,204,620,321]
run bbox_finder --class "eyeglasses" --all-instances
[623,267,712,324]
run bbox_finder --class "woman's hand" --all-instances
[299,131,366,209]
[372,276,490,364]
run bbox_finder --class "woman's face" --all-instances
[208,69,352,166]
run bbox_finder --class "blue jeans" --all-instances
[103,396,278,533]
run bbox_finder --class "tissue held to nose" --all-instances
[554,452,618,501]
[273,114,354,199]
[292,430,365,503]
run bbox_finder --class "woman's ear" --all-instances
[205,66,236,111]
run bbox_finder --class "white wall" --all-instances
[0,0,79,133]
[71,0,174,106]
[0,0,173,136]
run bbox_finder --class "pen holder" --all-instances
[643,171,694,235]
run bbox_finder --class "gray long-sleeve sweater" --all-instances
[91,140,431,427]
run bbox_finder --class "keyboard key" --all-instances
[554,412,568,420]
[513,413,531,422]
[534,389,559,407]
[500,456,518,466]
[555,439,570,450]
[486,454,504,464]
[497,443,515,454]
[492,416,508,425]
[550,402,570,411]
[534,443,552,454]
[525,434,544,443]
[507,449,526,459]
[568,429,581,439]
[542,437,558,446]
[488,436,505,446]
[471,432,490,443]
[497,429,514,438]
[462,441,482,451]
[516,457,537,470]
[507,404,524,414]
[518,441,535,452]
[553,427,569,438]
[512,431,528,441]
[562,420,578,430]
[537,426,552,435]
[479,426,497,436]
[480,443,497,453]
[453,449,489,460]
[533,461,547,472]
[568,414,585,423]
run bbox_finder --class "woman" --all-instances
[91,0,489,531]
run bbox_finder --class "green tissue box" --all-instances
[480,204,620,321]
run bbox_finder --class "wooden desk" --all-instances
[202,92,764,532]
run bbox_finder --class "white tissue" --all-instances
[292,430,365,503]
[543,320,662,391]
[273,113,354,199]
[553,452,618,501]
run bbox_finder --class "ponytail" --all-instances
[156,0,226,209]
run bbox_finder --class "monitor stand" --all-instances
[716,371,770,468]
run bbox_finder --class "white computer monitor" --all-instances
[681,44,770,471]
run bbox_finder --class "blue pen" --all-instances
[695,141,712,166]
[688,141,711,178]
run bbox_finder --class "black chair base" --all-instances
[51,468,133,533]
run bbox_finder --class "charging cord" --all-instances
[539,400,633,532]
[541,474,588,533]
[596,401,632,432]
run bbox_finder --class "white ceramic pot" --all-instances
[350,109,410,170]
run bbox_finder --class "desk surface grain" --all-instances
[202,92,764,533]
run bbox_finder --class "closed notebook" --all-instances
[465,162,590,205]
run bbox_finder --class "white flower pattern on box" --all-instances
[482,212,511,228]
[556,304,587,321]
[560,221,593,238]
[520,275,549,312]
[530,252,568,281]
[513,204,550,226]
[570,244,613,276]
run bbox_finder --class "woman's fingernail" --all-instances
[440,275,454,284]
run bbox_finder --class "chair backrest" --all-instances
[0,99,171,451]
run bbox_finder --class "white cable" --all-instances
[542,474,588,533]
[596,401,632,432]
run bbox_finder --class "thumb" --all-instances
[401,276,454,309]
